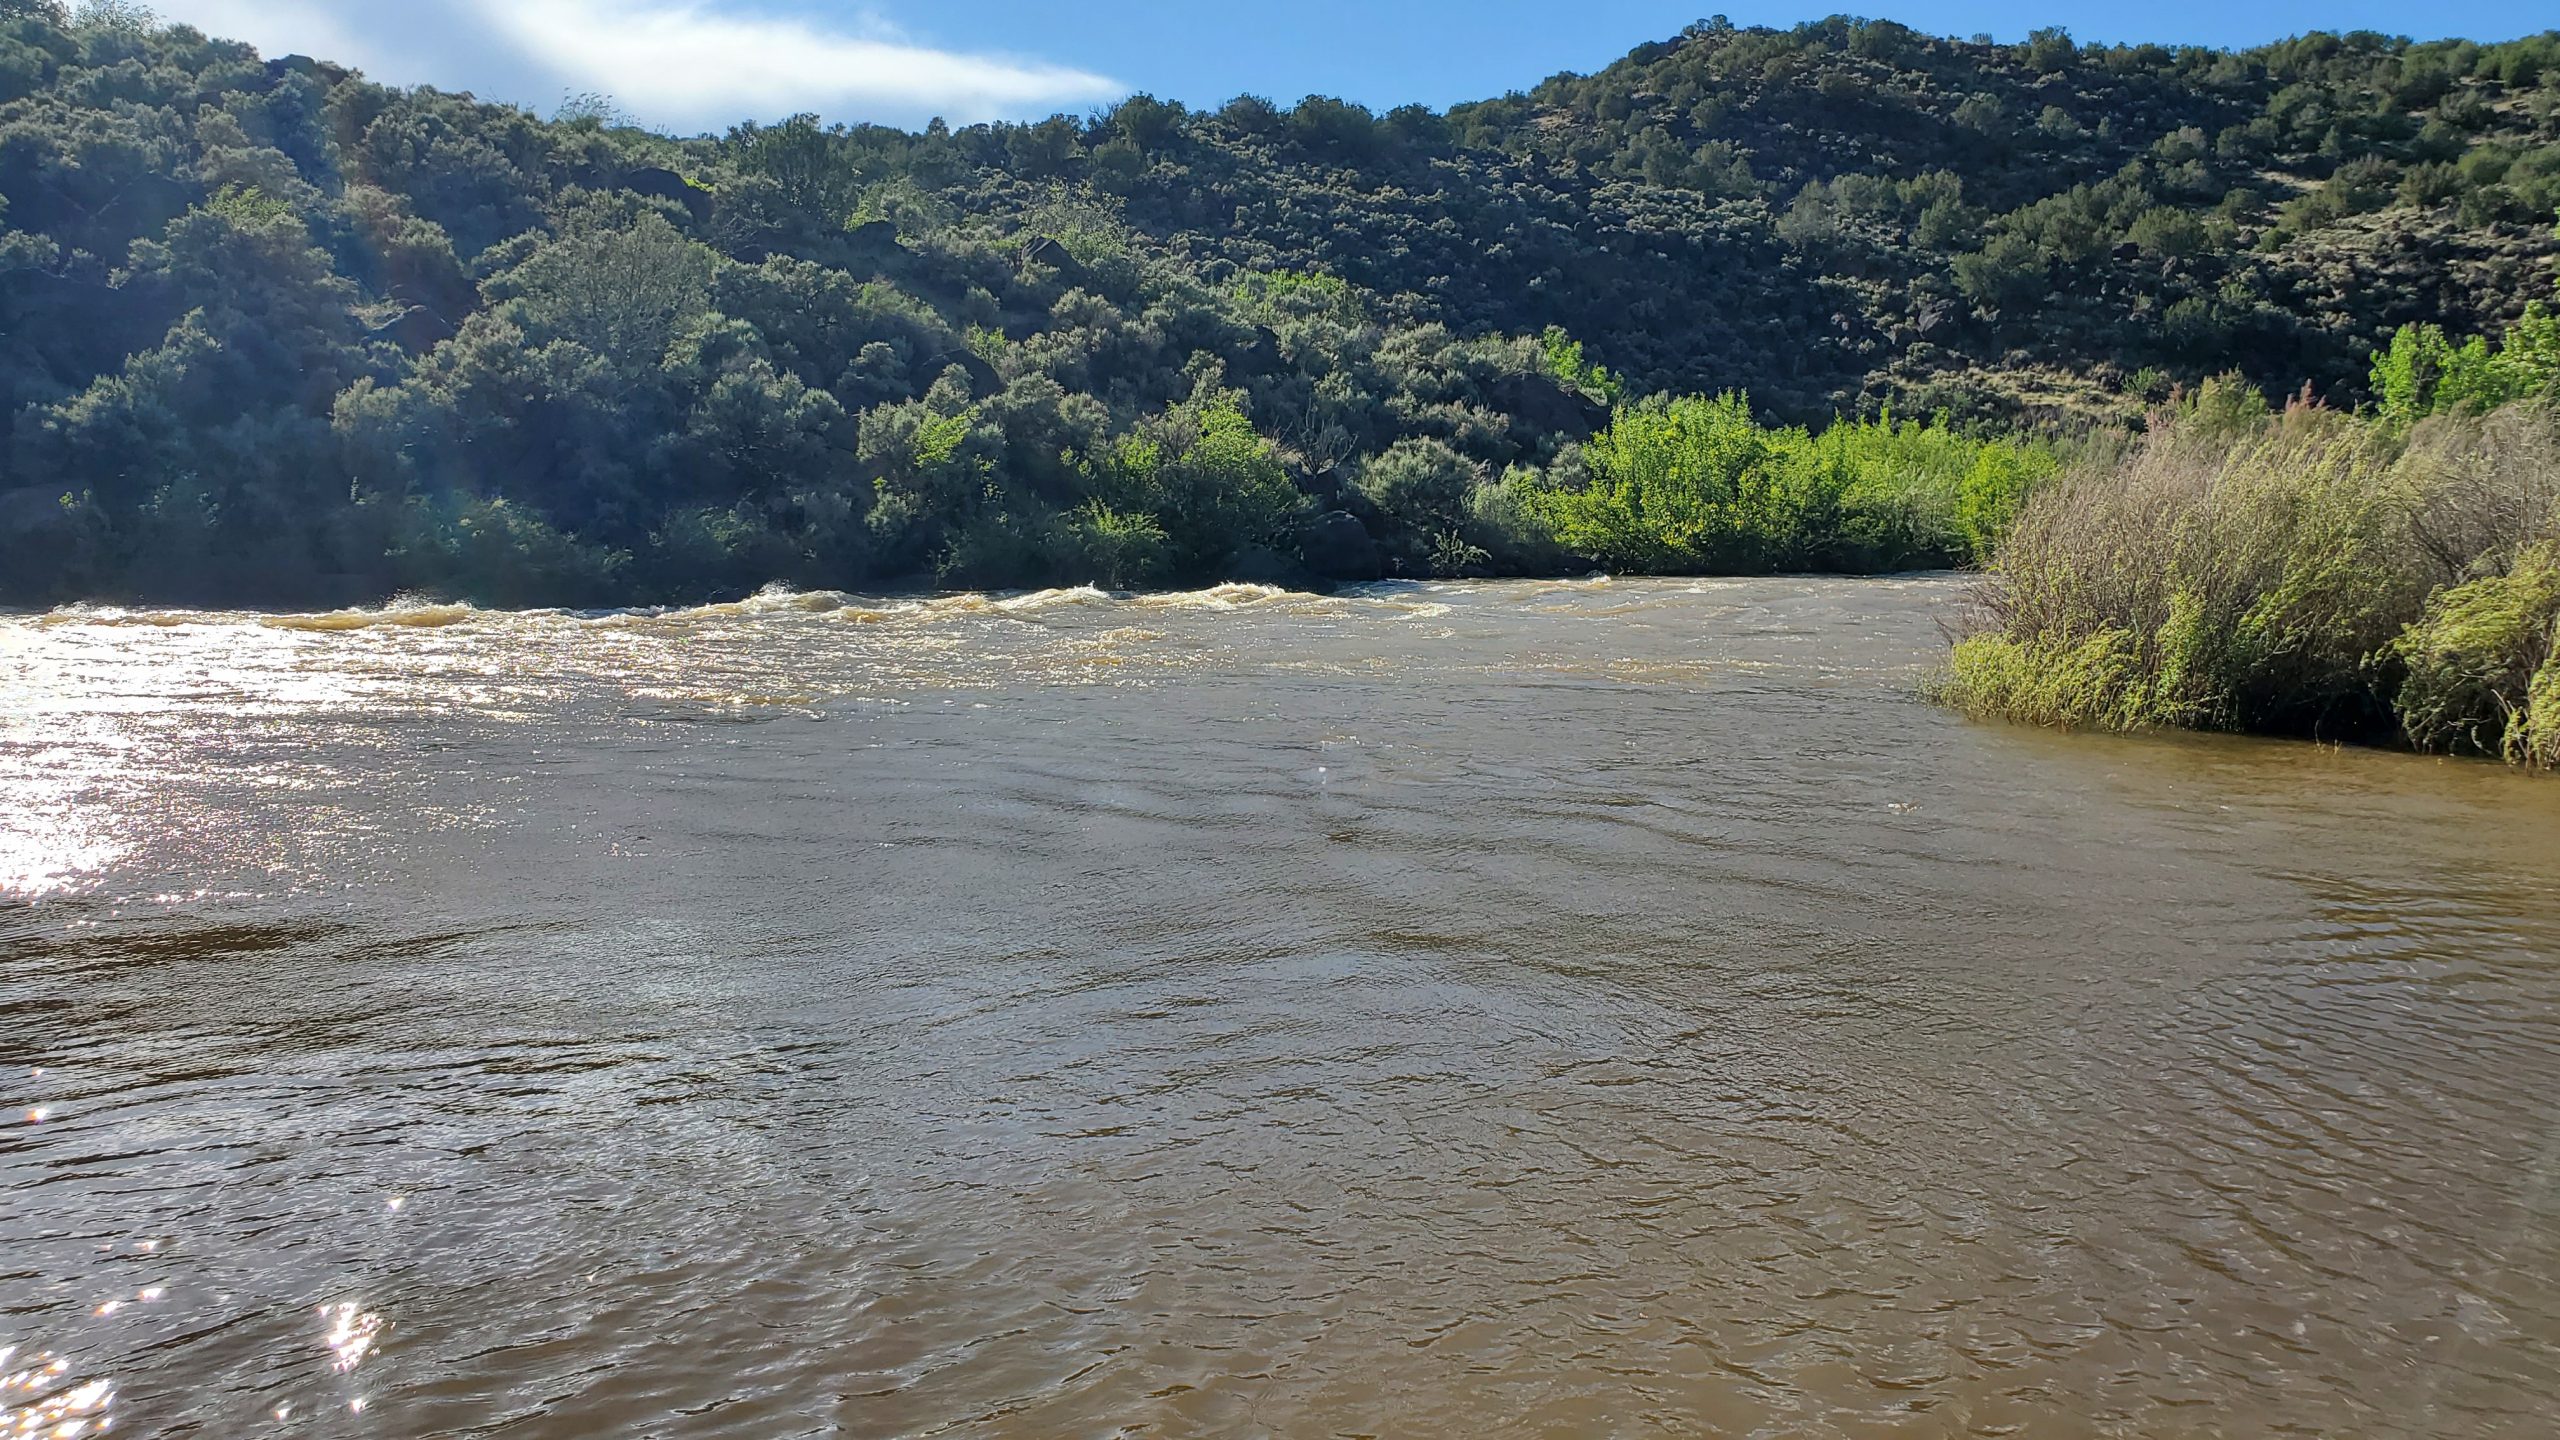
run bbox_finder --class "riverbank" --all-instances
[0,393,2062,612]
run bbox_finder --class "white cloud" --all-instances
[472,0,1118,127]
[149,0,1121,130]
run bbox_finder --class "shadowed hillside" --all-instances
[0,1,2552,604]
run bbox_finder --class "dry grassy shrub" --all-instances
[1959,398,2413,730]
[1949,398,2560,746]
[2390,407,2560,761]
[2396,405,2560,584]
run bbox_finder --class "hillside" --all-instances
[1450,18,2560,414]
[0,2,2554,605]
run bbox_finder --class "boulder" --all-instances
[367,304,457,353]
[2,269,153,376]
[621,167,707,218]
[1020,235,1091,289]
[1225,544,1320,590]
[1229,324,1285,377]
[841,219,904,276]
[1486,372,1611,439]
[1299,510,1384,582]
[1289,454,1348,506]
[94,174,193,243]
[919,347,1002,398]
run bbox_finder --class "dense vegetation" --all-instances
[0,2,2556,606]
[1941,290,2560,766]
[1458,18,2560,418]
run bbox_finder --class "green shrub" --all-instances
[1461,466,1572,572]
[2524,651,2560,768]
[2370,309,2560,429]
[1084,391,1304,580]
[1951,234,2045,310]
[1935,629,2157,729]
[1427,530,1495,578]
[412,495,628,607]
[1533,395,2054,574]
[1824,414,2057,569]
[649,504,809,600]
[1955,446,2045,561]
[2393,542,2560,758]
[1356,437,1482,562]
[936,501,1080,588]
[1532,393,1783,571]
[2399,161,2463,209]
[1068,502,1172,589]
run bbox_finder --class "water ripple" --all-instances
[3,578,2557,1435]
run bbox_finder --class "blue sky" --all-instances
[152,0,2556,134]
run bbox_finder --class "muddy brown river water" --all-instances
[3,575,2558,1438]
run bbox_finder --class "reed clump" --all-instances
[1940,382,2560,765]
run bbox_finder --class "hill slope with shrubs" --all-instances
[0,2,2555,605]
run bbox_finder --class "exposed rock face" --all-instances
[1299,510,1385,581]
[1289,455,1348,508]
[836,220,905,280]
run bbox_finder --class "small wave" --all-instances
[1136,582,1314,611]
[663,585,863,622]
[1526,573,1615,595]
[34,604,219,629]
[1331,582,1454,617]
[632,687,825,710]
[21,577,1377,635]
[992,585,1112,614]
[259,598,479,632]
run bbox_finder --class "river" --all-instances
[4,575,2558,1438]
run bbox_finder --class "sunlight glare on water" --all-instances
[4,576,2559,1437]
[0,1349,114,1438]
[320,1305,386,1375]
